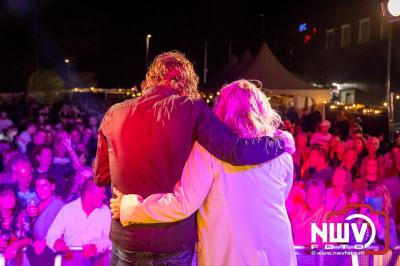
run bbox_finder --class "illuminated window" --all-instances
[359,18,370,44]
[341,24,351,47]
[326,28,336,50]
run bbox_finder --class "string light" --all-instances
[69,89,398,116]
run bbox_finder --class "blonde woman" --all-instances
[111,80,297,266]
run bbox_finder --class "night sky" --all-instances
[0,0,316,91]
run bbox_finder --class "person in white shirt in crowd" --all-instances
[310,120,332,151]
[111,79,297,266]
[0,111,13,132]
[46,178,111,266]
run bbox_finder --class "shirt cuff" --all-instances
[120,194,142,227]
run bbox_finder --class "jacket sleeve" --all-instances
[93,113,111,186]
[119,142,214,225]
[194,100,285,166]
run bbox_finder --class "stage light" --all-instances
[388,0,400,17]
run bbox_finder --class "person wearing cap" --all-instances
[310,120,333,151]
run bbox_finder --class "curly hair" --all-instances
[141,51,200,99]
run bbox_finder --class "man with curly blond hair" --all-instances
[94,51,295,265]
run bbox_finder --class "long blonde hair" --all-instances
[141,51,200,99]
[214,79,281,138]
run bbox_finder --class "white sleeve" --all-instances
[91,208,112,253]
[120,142,214,226]
[45,206,67,252]
[283,153,294,199]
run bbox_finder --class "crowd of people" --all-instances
[0,78,399,265]
[0,101,111,265]
[285,110,400,248]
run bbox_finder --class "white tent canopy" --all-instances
[209,42,331,109]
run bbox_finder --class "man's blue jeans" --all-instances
[110,245,194,266]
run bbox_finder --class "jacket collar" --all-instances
[144,86,179,96]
